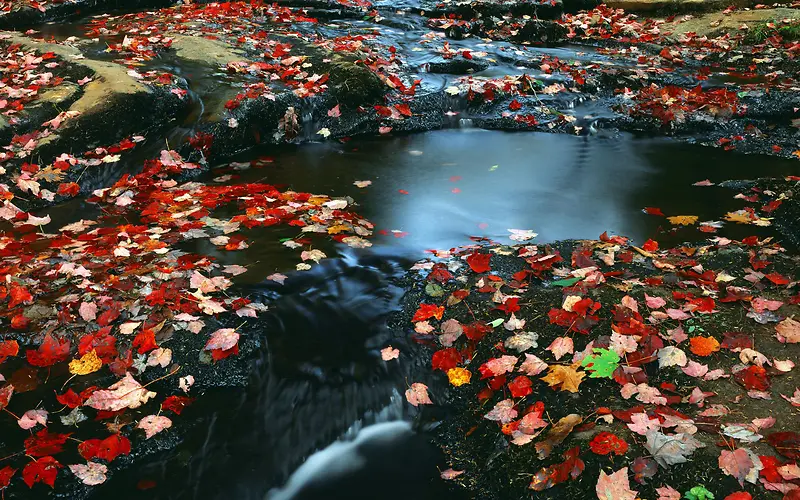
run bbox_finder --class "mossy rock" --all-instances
[328,60,387,107]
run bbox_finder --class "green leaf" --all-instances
[279,238,292,243]
[684,486,714,500]
[580,348,620,379]
[425,283,444,297]
[489,318,504,328]
[488,165,499,172]
[551,277,582,287]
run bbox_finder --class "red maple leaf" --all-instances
[641,239,658,252]
[162,395,195,415]
[78,328,118,362]
[466,252,491,273]
[78,434,131,462]
[767,432,800,460]
[412,303,445,322]
[24,429,71,457]
[21,457,61,489]
[8,283,33,308]
[26,334,70,367]
[0,466,16,490]
[508,99,522,111]
[0,385,13,411]
[589,432,628,456]
[734,365,770,391]
[210,344,239,361]
[0,340,19,364]
[431,348,462,371]
[765,273,790,285]
[508,376,533,398]
[132,330,158,354]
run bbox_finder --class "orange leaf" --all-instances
[689,336,720,356]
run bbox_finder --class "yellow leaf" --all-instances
[447,367,471,387]
[667,215,698,226]
[326,224,350,234]
[69,349,102,376]
[540,364,584,393]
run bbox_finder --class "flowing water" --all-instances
[18,5,800,500]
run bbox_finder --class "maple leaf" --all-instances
[775,317,800,343]
[529,446,584,491]
[535,414,581,459]
[689,336,720,356]
[205,328,240,351]
[68,350,103,375]
[380,346,399,361]
[22,457,61,489]
[667,215,698,226]
[78,434,131,462]
[658,346,687,368]
[484,399,517,423]
[412,303,445,322]
[645,293,667,309]
[479,355,518,378]
[0,340,19,364]
[581,348,620,378]
[590,432,628,456]
[519,354,548,376]
[69,462,107,486]
[24,429,71,457]
[596,467,638,500]
[0,384,13,411]
[466,252,491,273]
[546,337,574,360]
[656,485,681,500]
[0,466,16,490]
[508,376,533,398]
[84,373,156,411]
[18,409,48,430]
[718,448,762,486]
[132,330,159,354]
[541,365,584,393]
[162,395,194,415]
[26,334,70,367]
[8,283,33,308]
[767,431,800,460]
[644,430,704,467]
[405,382,432,407]
[138,415,173,439]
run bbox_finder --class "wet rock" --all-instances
[427,57,490,74]
[420,0,564,21]
[0,0,169,30]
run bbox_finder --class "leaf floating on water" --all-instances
[667,215,699,226]
[405,383,432,407]
[535,414,581,459]
[68,350,102,376]
[540,365,584,393]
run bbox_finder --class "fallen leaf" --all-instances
[405,383,432,406]
[137,415,172,439]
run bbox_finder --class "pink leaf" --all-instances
[405,383,432,406]
[484,399,517,424]
[546,337,574,361]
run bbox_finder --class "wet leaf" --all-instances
[69,462,107,486]
[84,373,156,411]
[22,457,61,489]
[581,348,620,378]
[68,350,102,376]
[596,467,637,500]
[405,383,432,407]
[541,365,584,393]
[137,415,173,439]
[484,399,517,423]
[535,414,581,459]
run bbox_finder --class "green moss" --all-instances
[743,21,800,44]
